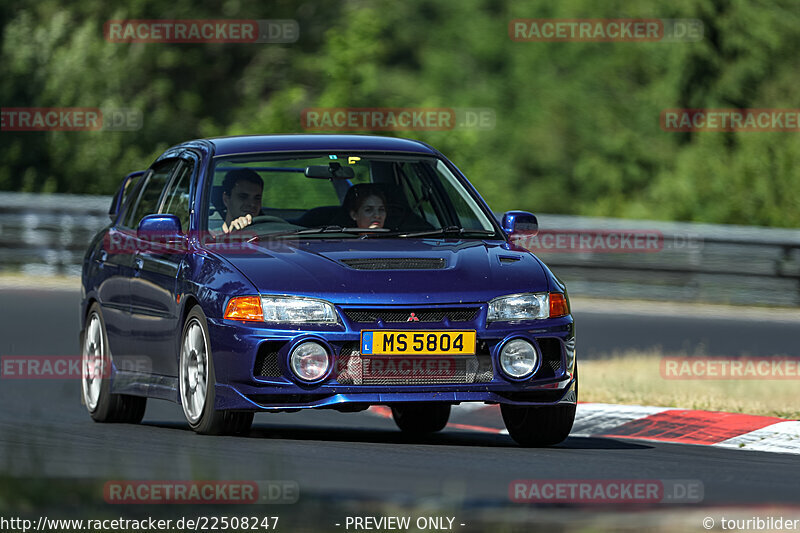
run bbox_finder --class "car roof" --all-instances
[190,134,438,157]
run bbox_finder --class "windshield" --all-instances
[205,153,499,238]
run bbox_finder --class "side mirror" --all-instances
[501,211,538,236]
[109,170,146,222]
[137,214,187,251]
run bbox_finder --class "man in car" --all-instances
[220,168,263,233]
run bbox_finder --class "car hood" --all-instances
[212,238,549,305]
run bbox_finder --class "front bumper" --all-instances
[207,305,576,411]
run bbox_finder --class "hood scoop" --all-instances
[340,257,446,270]
[499,254,522,264]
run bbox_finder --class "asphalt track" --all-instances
[1,287,799,530]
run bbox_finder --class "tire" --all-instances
[179,306,253,435]
[391,403,451,435]
[81,303,146,424]
[501,368,578,447]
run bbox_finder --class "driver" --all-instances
[220,169,263,234]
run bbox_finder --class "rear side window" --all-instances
[124,161,180,228]
[119,173,143,211]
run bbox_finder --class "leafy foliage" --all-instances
[2,0,799,226]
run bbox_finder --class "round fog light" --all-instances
[499,339,538,379]
[290,341,330,382]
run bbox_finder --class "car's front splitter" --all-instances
[212,375,577,411]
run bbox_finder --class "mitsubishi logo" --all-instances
[407,312,420,322]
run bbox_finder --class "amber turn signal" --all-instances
[549,293,569,318]
[224,296,264,321]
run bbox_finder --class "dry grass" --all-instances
[580,351,800,420]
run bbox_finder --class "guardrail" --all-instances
[0,192,110,277]
[1,192,798,306]
[527,214,800,307]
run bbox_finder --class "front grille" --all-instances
[340,258,446,270]
[343,307,479,323]
[335,342,493,385]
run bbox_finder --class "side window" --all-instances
[161,161,193,231]
[119,173,144,211]
[111,172,145,224]
[117,172,148,227]
[124,161,180,229]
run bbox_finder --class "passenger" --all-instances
[220,169,263,233]
[344,184,387,229]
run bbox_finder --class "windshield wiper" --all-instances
[248,226,391,241]
[385,226,498,239]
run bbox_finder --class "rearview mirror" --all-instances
[304,163,355,179]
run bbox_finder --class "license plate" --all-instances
[360,330,476,355]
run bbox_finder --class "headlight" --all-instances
[290,341,330,381]
[499,338,539,379]
[261,296,338,324]
[488,293,548,322]
[487,292,569,322]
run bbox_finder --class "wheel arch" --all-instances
[174,293,201,365]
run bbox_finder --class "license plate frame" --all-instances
[360,330,477,356]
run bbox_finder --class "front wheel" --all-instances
[391,403,451,435]
[502,365,577,447]
[81,303,146,423]
[179,306,253,435]
[501,403,576,447]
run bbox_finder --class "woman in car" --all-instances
[344,184,387,229]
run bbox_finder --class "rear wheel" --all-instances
[81,303,146,423]
[501,368,578,447]
[179,306,253,435]
[391,403,451,435]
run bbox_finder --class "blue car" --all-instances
[80,134,577,446]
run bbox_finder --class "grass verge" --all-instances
[580,351,800,420]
